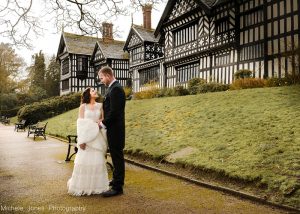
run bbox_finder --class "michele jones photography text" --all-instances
[1,204,86,212]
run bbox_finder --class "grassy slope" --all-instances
[45,85,300,207]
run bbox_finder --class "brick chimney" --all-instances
[102,22,113,42]
[142,4,152,30]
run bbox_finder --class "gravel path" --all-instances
[0,124,287,214]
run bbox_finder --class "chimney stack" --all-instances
[102,22,113,42]
[142,4,152,30]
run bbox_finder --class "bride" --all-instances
[67,87,109,196]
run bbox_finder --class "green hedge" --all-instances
[17,93,81,125]
[197,82,230,93]
[187,78,229,95]
[265,75,300,87]
[230,78,266,90]
[0,107,21,118]
[187,78,207,95]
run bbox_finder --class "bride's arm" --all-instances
[78,104,86,150]
[100,105,104,121]
[78,104,84,119]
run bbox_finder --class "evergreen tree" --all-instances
[45,55,60,97]
[29,50,46,91]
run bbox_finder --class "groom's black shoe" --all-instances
[102,188,123,197]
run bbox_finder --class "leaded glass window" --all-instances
[176,62,199,83]
[173,22,198,47]
[62,58,69,75]
[139,66,159,85]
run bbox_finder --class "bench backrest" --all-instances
[36,122,48,129]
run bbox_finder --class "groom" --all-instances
[98,66,126,197]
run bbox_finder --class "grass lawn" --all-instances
[45,85,300,208]
[9,116,18,124]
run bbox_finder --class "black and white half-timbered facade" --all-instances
[57,1,299,94]
[90,23,130,95]
[57,23,130,96]
[124,5,164,92]
[57,32,98,95]
[153,0,299,87]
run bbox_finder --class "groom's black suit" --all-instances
[102,81,126,191]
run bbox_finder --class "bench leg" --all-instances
[106,162,114,172]
[65,144,72,161]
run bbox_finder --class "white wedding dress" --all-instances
[67,103,109,196]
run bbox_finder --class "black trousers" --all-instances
[109,145,125,191]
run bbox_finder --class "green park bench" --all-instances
[65,135,78,161]
[1,116,10,125]
[14,120,26,132]
[27,122,48,140]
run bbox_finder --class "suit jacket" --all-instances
[102,81,126,149]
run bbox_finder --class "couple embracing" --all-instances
[67,66,126,197]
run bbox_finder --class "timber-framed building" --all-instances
[57,0,299,94]
[126,0,299,92]
[57,23,130,96]
[124,5,164,92]
[90,23,130,95]
[57,32,98,95]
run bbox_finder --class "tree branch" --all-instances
[0,0,166,48]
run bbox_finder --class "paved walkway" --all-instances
[0,124,287,214]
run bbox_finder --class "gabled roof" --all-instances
[57,32,99,57]
[134,25,159,42]
[91,39,128,62]
[154,0,226,37]
[124,24,159,51]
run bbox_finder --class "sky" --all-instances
[1,1,167,68]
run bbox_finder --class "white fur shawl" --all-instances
[77,118,107,151]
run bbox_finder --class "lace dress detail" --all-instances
[67,103,109,196]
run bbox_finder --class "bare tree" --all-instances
[0,0,165,49]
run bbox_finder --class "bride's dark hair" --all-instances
[81,88,91,104]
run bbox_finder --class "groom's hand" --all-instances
[98,121,102,129]
[80,143,86,150]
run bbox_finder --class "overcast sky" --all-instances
[1,1,167,67]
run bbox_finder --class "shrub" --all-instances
[134,90,158,100]
[198,83,230,93]
[188,78,207,95]
[265,75,300,87]
[0,93,22,117]
[133,83,160,100]
[17,92,81,124]
[123,87,132,99]
[156,88,173,97]
[234,70,253,79]
[173,85,189,96]
[0,93,18,110]
[0,107,21,118]
[230,78,266,90]
[133,84,190,99]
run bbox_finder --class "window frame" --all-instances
[173,21,198,47]
[139,66,160,86]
